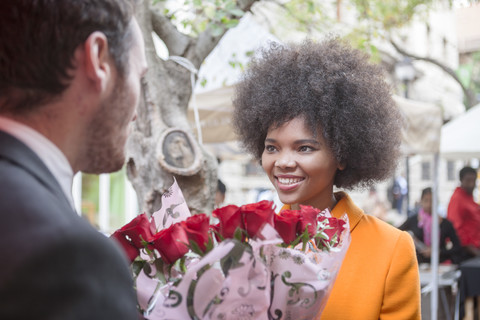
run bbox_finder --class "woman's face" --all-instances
[420,193,432,215]
[261,117,343,210]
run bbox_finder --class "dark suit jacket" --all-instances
[0,131,138,319]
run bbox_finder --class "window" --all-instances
[447,161,455,181]
[421,161,431,181]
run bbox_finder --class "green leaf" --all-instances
[228,8,244,17]
[220,240,248,276]
[197,20,208,33]
[224,19,239,29]
[179,256,187,273]
[188,238,204,256]
[225,1,236,11]
[301,228,310,252]
[153,259,167,284]
[204,236,215,253]
[132,260,145,277]
[214,10,227,21]
[143,261,152,276]
[233,226,245,241]
[209,23,224,37]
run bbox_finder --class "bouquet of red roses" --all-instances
[111,179,350,319]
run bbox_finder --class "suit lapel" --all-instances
[0,130,74,212]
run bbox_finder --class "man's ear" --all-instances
[83,31,111,93]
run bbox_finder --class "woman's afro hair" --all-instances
[232,39,404,190]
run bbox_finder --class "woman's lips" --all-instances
[276,176,304,191]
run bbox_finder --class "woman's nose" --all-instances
[275,153,296,168]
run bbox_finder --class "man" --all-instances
[447,166,480,258]
[0,0,147,318]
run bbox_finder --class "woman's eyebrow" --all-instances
[294,139,320,145]
[264,138,321,145]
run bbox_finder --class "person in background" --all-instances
[0,0,147,318]
[392,174,408,214]
[399,187,463,264]
[233,39,420,320]
[447,166,480,259]
[215,179,227,208]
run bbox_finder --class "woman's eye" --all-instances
[265,145,276,152]
[299,146,314,152]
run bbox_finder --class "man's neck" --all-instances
[1,108,81,173]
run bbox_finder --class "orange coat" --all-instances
[283,192,421,320]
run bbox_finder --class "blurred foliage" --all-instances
[272,0,434,61]
[351,0,433,30]
[81,173,99,225]
[152,0,245,37]
[81,168,129,231]
[149,0,440,66]
[457,51,480,107]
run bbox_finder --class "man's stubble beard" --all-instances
[81,78,131,174]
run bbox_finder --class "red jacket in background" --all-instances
[447,187,480,248]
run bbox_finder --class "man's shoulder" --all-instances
[0,156,101,277]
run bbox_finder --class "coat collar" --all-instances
[331,191,363,232]
[0,130,73,211]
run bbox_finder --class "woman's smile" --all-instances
[275,175,305,191]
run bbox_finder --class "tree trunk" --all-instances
[125,2,219,215]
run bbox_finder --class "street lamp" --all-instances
[395,57,416,98]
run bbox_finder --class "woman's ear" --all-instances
[337,162,346,171]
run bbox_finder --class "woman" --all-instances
[400,187,463,264]
[232,39,420,319]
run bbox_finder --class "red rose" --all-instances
[151,223,189,265]
[319,216,346,247]
[110,230,140,262]
[181,213,210,252]
[274,209,301,244]
[117,213,155,248]
[298,205,321,237]
[210,223,222,242]
[241,200,275,238]
[212,205,243,239]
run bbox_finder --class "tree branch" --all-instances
[186,0,259,68]
[150,5,193,56]
[390,38,476,108]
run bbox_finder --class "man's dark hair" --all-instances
[233,39,403,190]
[217,179,226,195]
[0,0,135,113]
[459,166,477,181]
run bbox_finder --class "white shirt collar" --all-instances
[0,116,75,209]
